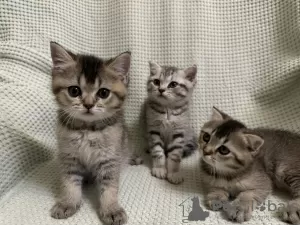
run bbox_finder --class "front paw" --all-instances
[100,206,128,225]
[207,199,228,211]
[167,172,184,184]
[282,200,300,224]
[224,201,253,223]
[151,167,167,179]
[50,202,78,219]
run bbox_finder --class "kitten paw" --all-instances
[207,199,228,211]
[224,201,252,223]
[100,206,128,225]
[151,167,167,179]
[167,172,184,184]
[50,202,78,219]
[282,200,300,224]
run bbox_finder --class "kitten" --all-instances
[49,42,131,225]
[199,107,300,224]
[145,61,198,184]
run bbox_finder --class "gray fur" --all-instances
[145,61,198,184]
[199,107,300,224]
[49,42,131,225]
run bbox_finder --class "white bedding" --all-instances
[1,0,300,224]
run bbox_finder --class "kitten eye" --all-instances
[68,86,81,97]
[97,88,110,99]
[203,133,210,143]
[168,81,178,88]
[217,146,230,155]
[153,79,160,86]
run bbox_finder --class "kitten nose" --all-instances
[84,104,94,110]
[203,147,213,156]
[159,89,165,93]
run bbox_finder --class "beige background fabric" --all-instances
[0,0,300,224]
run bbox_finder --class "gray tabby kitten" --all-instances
[49,42,131,225]
[199,107,300,224]
[145,61,198,184]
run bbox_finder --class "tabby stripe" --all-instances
[151,142,164,149]
[150,130,160,137]
[173,133,184,140]
[151,149,164,155]
[235,156,245,166]
[179,84,188,92]
[174,102,188,110]
[186,143,195,149]
[150,104,165,114]
[67,169,85,177]
[169,156,181,163]
[175,92,186,98]
[152,154,163,159]
[96,159,117,171]
[172,107,188,116]
[166,145,182,154]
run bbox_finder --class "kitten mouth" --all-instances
[158,94,166,98]
[83,110,93,115]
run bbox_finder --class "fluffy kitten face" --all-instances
[199,107,264,175]
[147,61,197,105]
[50,42,131,122]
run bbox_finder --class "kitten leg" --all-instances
[282,175,300,224]
[97,166,127,225]
[166,148,184,184]
[51,174,83,219]
[206,188,230,211]
[166,131,185,184]
[148,131,167,179]
[225,189,269,223]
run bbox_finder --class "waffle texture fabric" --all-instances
[0,0,300,224]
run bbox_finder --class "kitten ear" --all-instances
[244,133,264,156]
[108,51,131,86]
[149,61,161,76]
[211,107,231,121]
[50,42,75,72]
[184,65,197,82]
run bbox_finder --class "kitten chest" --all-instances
[62,129,120,169]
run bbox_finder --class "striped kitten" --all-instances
[199,107,300,224]
[145,61,198,184]
[49,42,130,225]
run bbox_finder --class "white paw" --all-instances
[167,172,184,184]
[151,167,167,179]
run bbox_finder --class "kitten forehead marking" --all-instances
[79,55,104,84]
[214,120,246,139]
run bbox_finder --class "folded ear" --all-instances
[184,65,197,82]
[50,42,75,72]
[211,106,231,121]
[108,51,131,86]
[149,61,161,76]
[244,133,264,156]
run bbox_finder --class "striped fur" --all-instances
[199,107,300,224]
[49,42,130,225]
[145,61,198,184]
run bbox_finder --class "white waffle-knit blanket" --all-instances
[1,1,300,224]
